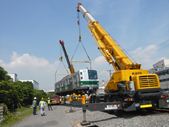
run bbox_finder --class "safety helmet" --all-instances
[34,97,37,100]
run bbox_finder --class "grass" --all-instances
[0,107,32,127]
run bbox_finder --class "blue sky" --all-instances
[0,0,169,90]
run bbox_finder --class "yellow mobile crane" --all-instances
[77,3,161,111]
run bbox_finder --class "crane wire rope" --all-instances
[71,10,92,69]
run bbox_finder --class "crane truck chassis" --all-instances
[77,3,162,112]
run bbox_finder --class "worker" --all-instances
[69,94,72,104]
[47,97,53,111]
[32,97,37,115]
[85,93,89,103]
[81,93,86,105]
[78,94,81,102]
[39,97,46,116]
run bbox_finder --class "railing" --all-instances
[0,104,3,123]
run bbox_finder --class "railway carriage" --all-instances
[55,69,99,95]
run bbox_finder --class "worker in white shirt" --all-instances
[39,97,46,116]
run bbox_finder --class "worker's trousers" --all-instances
[40,107,45,116]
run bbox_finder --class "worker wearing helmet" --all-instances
[39,97,46,116]
[32,97,37,115]
[47,97,53,111]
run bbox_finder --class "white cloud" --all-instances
[93,44,161,70]
[0,52,67,91]
[0,52,113,90]
[92,44,162,83]
[1,47,163,90]
[9,52,49,68]
[93,56,112,83]
[130,44,159,69]
[93,56,105,66]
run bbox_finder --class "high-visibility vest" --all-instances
[48,99,51,104]
[81,95,86,105]
[39,101,45,108]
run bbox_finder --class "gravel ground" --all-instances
[12,105,169,127]
[84,111,169,127]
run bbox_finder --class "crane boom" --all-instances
[76,3,161,112]
[59,40,75,74]
[77,2,160,96]
[77,3,140,70]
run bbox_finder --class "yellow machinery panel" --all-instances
[105,70,160,92]
[134,74,160,90]
[140,104,152,108]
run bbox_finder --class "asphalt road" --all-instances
[12,105,83,127]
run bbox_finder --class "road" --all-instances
[13,105,82,127]
[13,105,169,127]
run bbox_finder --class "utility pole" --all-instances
[106,70,113,78]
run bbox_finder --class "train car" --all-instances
[51,95,61,105]
[55,69,99,95]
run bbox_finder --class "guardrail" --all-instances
[0,105,3,123]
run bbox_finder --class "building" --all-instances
[149,59,169,89]
[156,69,169,89]
[153,59,169,71]
[8,73,18,82]
[19,80,39,89]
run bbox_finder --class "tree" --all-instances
[0,66,11,81]
[0,66,48,112]
[0,81,19,111]
[33,89,47,103]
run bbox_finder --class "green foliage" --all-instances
[33,89,47,103]
[47,91,55,98]
[13,81,34,106]
[0,81,19,111]
[0,67,11,81]
[0,66,47,112]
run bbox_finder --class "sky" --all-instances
[0,0,169,91]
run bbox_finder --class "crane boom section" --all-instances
[77,3,140,70]
[59,40,75,74]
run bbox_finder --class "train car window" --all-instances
[88,70,98,79]
[80,72,82,75]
